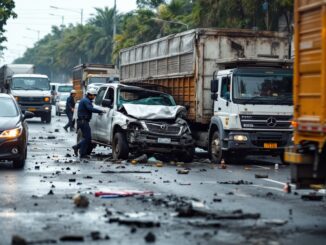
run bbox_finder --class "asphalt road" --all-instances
[0,113,325,245]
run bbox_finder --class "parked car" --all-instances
[0,93,34,168]
[77,84,194,161]
[55,94,69,116]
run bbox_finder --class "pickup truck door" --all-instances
[92,87,108,141]
[96,87,115,144]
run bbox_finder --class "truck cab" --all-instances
[9,74,52,123]
[209,66,293,163]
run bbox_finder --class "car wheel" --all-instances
[210,131,223,164]
[112,132,129,160]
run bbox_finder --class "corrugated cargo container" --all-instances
[119,28,290,125]
[285,0,326,187]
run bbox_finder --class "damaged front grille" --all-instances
[145,122,182,136]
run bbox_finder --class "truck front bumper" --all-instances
[20,104,52,116]
[224,131,293,155]
[128,131,194,153]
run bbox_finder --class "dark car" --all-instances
[0,94,34,168]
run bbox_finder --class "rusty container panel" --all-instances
[294,0,326,143]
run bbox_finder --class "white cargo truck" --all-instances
[0,64,52,123]
[119,28,293,163]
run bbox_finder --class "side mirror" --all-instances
[211,79,218,93]
[23,111,34,120]
[102,99,113,108]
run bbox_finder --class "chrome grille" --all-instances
[240,114,291,129]
[145,122,182,135]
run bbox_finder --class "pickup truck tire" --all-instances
[113,132,129,160]
[210,131,223,164]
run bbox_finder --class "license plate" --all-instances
[264,143,277,149]
[28,108,37,111]
[158,138,171,144]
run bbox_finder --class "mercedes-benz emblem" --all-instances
[266,117,277,127]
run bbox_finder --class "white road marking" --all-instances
[263,178,295,188]
[251,184,284,192]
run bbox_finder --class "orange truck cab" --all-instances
[284,0,326,188]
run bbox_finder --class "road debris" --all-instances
[60,235,84,242]
[144,232,156,243]
[177,169,189,174]
[132,154,148,164]
[219,180,253,185]
[301,193,324,201]
[12,235,27,245]
[255,174,268,178]
[101,170,152,174]
[219,159,227,169]
[73,194,89,208]
[95,191,153,198]
[264,219,288,226]
[109,217,160,228]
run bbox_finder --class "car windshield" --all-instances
[118,88,176,106]
[89,77,119,84]
[59,94,69,101]
[233,72,293,105]
[0,98,18,117]
[12,77,50,91]
[58,85,72,92]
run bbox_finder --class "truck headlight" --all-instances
[44,97,50,102]
[232,135,248,141]
[0,126,23,138]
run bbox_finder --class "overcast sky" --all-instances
[0,0,137,66]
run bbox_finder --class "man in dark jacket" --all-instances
[64,90,77,132]
[72,88,104,159]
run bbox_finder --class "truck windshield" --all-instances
[12,77,50,91]
[58,85,72,92]
[89,77,119,84]
[233,72,293,105]
[118,88,176,106]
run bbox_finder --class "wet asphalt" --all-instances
[0,112,325,245]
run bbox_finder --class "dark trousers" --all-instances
[76,120,91,156]
[64,111,74,130]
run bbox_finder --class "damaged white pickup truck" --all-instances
[80,84,194,161]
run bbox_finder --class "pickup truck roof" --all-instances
[98,83,170,96]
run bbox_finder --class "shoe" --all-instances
[63,127,68,132]
[80,155,91,159]
[72,145,79,156]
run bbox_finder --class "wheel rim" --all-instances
[211,133,222,161]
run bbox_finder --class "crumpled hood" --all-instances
[122,104,186,120]
[0,116,20,131]
[11,90,51,97]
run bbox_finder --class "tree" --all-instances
[0,0,17,51]
[136,0,166,9]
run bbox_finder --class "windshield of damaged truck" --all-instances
[118,88,176,106]
[233,71,293,105]
[11,77,50,91]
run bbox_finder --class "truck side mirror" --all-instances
[102,99,113,108]
[211,93,218,101]
[211,79,218,93]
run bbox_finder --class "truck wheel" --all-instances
[178,148,194,163]
[112,132,129,160]
[210,131,223,164]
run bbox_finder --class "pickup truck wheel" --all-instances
[113,132,129,160]
[210,131,223,164]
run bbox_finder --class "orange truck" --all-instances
[284,0,326,188]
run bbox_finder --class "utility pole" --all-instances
[113,0,116,46]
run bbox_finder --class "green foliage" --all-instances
[13,0,294,81]
[0,0,17,51]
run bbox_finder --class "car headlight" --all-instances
[0,125,23,138]
[231,134,248,141]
